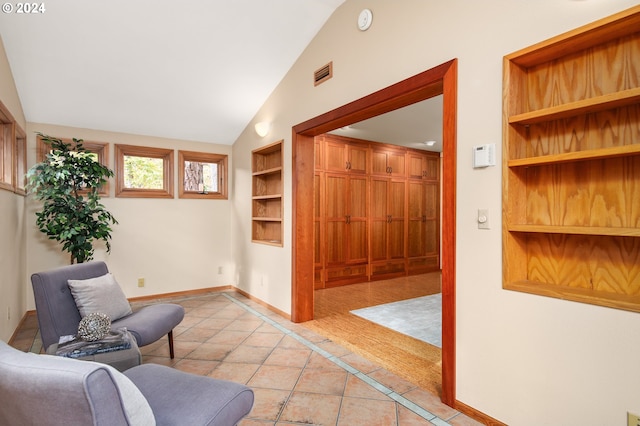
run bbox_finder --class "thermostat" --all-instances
[473,144,496,168]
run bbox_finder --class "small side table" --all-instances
[47,331,142,372]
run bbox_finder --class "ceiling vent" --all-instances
[314,62,333,86]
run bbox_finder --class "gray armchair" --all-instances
[0,340,254,425]
[31,261,184,358]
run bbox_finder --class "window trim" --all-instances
[178,150,228,199]
[0,100,15,193]
[0,122,13,193]
[13,126,26,195]
[115,144,174,198]
[36,135,110,196]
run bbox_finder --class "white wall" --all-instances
[0,35,26,342]
[3,1,640,423]
[24,123,236,310]
[0,189,25,341]
[231,1,640,424]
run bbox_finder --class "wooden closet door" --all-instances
[370,176,406,279]
[347,175,368,265]
[388,180,406,262]
[407,180,440,273]
[370,177,389,263]
[324,173,368,284]
[314,172,324,289]
[325,173,346,266]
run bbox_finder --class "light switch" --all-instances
[478,209,489,229]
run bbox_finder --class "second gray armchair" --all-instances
[31,261,184,358]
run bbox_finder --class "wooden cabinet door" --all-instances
[370,176,406,277]
[314,172,324,289]
[325,140,368,174]
[423,182,439,257]
[388,180,406,260]
[346,175,368,264]
[407,152,427,180]
[424,156,439,181]
[408,151,439,180]
[407,180,440,272]
[314,139,323,170]
[347,143,368,174]
[325,139,348,172]
[370,177,389,263]
[371,147,406,177]
[388,151,406,177]
[325,173,368,272]
[408,180,425,258]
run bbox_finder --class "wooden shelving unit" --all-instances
[314,134,440,288]
[502,5,640,312]
[252,140,283,246]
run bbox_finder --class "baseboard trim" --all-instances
[126,285,233,302]
[126,286,291,320]
[233,288,291,320]
[456,400,506,426]
[9,310,37,345]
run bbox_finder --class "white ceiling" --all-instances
[0,0,347,145]
[330,95,443,152]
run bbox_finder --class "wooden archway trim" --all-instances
[292,59,457,406]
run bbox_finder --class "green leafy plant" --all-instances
[27,133,118,264]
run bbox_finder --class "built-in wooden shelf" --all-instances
[507,280,640,313]
[502,5,640,313]
[252,140,283,246]
[508,225,640,238]
[252,194,282,200]
[508,144,640,167]
[508,88,640,125]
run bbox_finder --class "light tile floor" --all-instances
[10,291,481,426]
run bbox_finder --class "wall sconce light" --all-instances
[255,122,270,137]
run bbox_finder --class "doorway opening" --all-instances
[308,272,443,395]
[291,59,457,406]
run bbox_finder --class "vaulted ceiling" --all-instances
[0,1,346,144]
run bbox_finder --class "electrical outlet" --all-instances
[7,306,10,321]
[218,266,223,275]
[629,412,640,426]
[137,278,145,288]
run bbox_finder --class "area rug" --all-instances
[350,293,442,348]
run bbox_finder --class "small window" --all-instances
[115,144,174,198]
[13,126,26,195]
[0,101,27,195]
[178,150,228,199]
[0,122,13,192]
[36,135,109,195]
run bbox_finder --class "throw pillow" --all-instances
[68,273,132,321]
[106,364,156,426]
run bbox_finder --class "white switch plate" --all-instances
[478,209,489,229]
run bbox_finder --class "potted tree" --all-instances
[27,133,118,264]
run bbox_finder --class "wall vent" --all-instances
[314,62,333,86]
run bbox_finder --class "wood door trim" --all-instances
[292,59,457,406]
